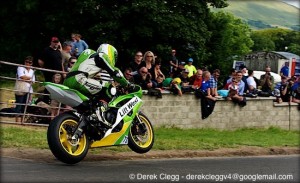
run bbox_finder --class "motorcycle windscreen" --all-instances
[45,85,88,107]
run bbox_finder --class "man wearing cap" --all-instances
[184,58,197,78]
[38,37,63,82]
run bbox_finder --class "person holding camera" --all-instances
[259,66,274,95]
[133,67,156,90]
[274,76,292,103]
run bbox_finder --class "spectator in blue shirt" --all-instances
[201,71,217,101]
[280,62,289,77]
[73,33,89,57]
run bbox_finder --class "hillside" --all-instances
[211,0,300,30]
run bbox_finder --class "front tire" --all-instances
[47,113,89,164]
[128,112,154,153]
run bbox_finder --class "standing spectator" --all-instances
[172,61,185,78]
[70,33,77,55]
[73,33,89,57]
[15,56,36,123]
[184,58,197,78]
[61,41,73,76]
[280,62,289,77]
[38,37,63,82]
[129,51,143,75]
[138,51,155,71]
[259,66,274,95]
[246,69,257,94]
[169,49,178,76]
[209,69,220,97]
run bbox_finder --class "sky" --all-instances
[282,0,300,8]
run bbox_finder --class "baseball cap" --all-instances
[179,62,185,65]
[188,58,193,62]
[51,37,60,43]
[172,78,181,84]
[184,69,189,73]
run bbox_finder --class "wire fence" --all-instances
[0,60,69,126]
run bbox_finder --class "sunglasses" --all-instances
[135,55,142,57]
[25,61,32,64]
[146,56,153,57]
[141,71,148,74]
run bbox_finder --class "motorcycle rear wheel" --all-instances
[128,112,154,153]
[47,113,89,164]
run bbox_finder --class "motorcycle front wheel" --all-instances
[128,112,154,153]
[47,113,89,164]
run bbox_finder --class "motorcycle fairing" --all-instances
[90,96,142,147]
[44,82,89,107]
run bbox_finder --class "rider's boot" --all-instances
[95,101,112,127]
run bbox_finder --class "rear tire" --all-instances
[128,112,154,153]
[47,113,89,164]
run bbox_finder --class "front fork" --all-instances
[133,113,147,135]
[71,115,88,140]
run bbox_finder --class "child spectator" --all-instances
[50,73,63,119]
[162,77,182,96]
[184,58,197,78]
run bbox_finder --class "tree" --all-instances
[0,0,228,70]
[206,11,253,72]
[250,28,300,56]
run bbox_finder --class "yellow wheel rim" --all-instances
[59,119,88,156]
[130,115,153,148]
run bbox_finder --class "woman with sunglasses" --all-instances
[14,56,36,123]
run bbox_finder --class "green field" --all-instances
[1,124,299,152]
[211,0,300,30]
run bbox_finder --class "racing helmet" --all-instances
[97,44,118,67]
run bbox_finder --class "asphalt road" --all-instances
[1,155,299,183]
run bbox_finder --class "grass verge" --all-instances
[0,124,299,152]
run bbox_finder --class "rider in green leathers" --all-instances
[63,44,129,125]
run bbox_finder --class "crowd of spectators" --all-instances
[10,38,300,122]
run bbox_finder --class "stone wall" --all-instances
[141,93,300,130]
